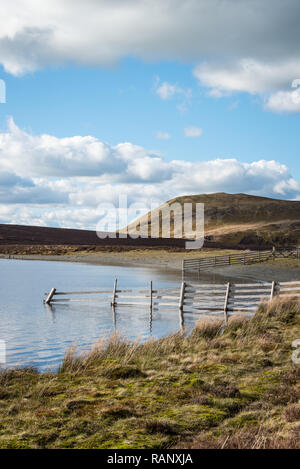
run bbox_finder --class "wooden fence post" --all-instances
[179,281,186,310]
[150,280,153,311]
[270,281,276,300]
[179,308,184,332]
[112,305,116,329]
[44,288,56,304]
[111,278,117,306]
[224,282,230,326]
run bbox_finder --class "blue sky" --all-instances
[0,1,300,229]
[2,60,300,173]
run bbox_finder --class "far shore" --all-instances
[1,245,300,282]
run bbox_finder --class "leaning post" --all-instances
[44,288,56,304]
[270,280,276,300]
[223,282,230,326]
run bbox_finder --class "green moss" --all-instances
[258,371,282,383]
[0,438,32,449]
[223,412,262,429]
[187,378,208,389]
[102,365,146,380]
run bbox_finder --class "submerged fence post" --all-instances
[224,282,230,326]
[149,281,153,334]
[111,278,117,306]
[150,280,153,311]
[179,281,186,310]
[44,288,56,304]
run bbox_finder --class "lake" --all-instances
[0,258,236,371]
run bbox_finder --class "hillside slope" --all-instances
[121,193,300,248]
[0,224,185,250]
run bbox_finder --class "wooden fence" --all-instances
[44,279,180,311]
[44,279,300,324]
[183,247,300,274]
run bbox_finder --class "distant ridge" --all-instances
[0,223,185,249]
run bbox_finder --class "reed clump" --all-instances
[0,297,299,449]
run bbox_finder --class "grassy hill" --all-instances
[121,193,300,248]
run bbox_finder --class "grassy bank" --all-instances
[0,298,299,449]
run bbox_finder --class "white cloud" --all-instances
[194,59,300,113]
[156,131,171,140]
[184,126,202,138]
[0,119,300,228]
[265,80,300,112]
[0,0,300,76]
[155,81,191,101]
[1,1,300,111]
[154,78,192,111]
[156,82,179,100]
[194,59,300,96]
[0,117,168,182]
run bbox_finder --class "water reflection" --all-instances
[0,258,245,371]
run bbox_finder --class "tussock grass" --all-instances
[176,427,300,449]
[0,297,299,449]
[284,404,300,422]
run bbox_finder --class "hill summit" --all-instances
[121,192,300,248]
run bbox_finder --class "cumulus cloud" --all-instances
[1,120,300,228]
[194,59,300,96]
[1,0,300,76]
[265,80,300,112]
[1,1,300,111]
[194,59,300,112]
[0,168,66,204]
[0,117,169,182]
[184,126,202,138]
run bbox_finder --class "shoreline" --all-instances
[1,249,300,282]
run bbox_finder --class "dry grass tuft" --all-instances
[102,365,145,380]
[193,319,223,340]
[143,419,179,435]
[176,427,300,449]
[284,404,300,423]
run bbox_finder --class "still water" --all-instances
[0,258,232,371]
